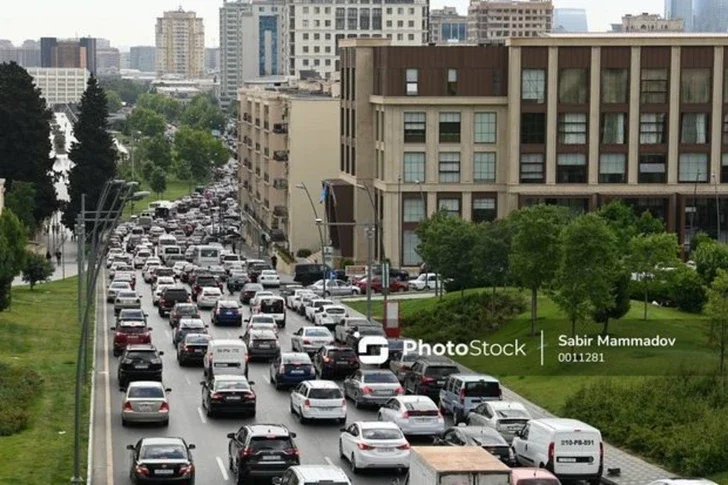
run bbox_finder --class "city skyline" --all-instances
[1,0,663,48]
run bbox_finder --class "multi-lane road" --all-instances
[90,259,434,485]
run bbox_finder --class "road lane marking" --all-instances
[324,456,334,466]
[102,274,115,483]
[264,376,271,384]
[216,457,229,481]
[197,406,207,424]
[184,374,191,385]
[165,330,172,340]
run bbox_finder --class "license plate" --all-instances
[155,469,174,475]
[437,380,445,385]
[290,370,304,374]
[377,448,394,453]
[319,407,335,411]
[226,396,241,400]
[134,364,149,369]
[374,390,391,395]
[336,361,348,365]
[558,457,577,463]
[414,417,433,422]
[257,344,272,348]
[508,425,522,431]
[261,456,279,461]
[139,405,153,412]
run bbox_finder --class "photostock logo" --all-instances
[358,335,389,365]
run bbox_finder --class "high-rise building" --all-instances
[28,67,90,105]
[615,13,684,32]
[130,46,156,72]
[155,8,205,78]
[553,8,588,32]
[468,0,553,44]
[665,0,693,31]
[40,37,97,75]
[429,7,468,44]
[694,0,728,32]
[282,0,428,80]
[0,41,41,67]
[97,47,121,76]
[205,47,221,72]
[120,51,131,69]
[220,0,284,108]
[96,38,112,49]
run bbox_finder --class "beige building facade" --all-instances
[27,67,90,105]
[467,0,553,43]
[619,13,684,33]
[155,9,205,78]
[238,85,341,255]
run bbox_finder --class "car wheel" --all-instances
[352,290,358,295]
[339,440,345,459]
[162,419,169,427]
[324,291,331,297]
[121,418,128,427]
[298,407,307,424]
[350,453,360,474]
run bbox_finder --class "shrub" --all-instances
[628,275,671,305]
[0,363,43,436]
[667,266,707,313]
[274,245,295,264]
[296,248,312,258]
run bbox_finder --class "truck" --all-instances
[400,446,512,485]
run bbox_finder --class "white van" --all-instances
[272,465,351,485]
[158,234,177,249]
[203,339,249,380]
[194,245,222,268]
[255,296,286,327]
[160,245,182,263]
[512,418,603,485]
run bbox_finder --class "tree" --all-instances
[21,252,53,290]
[173,126,228,183]
[706,269,728,382]
[138,134,173,171]
[99,78,149,104]
[470,219,513,313]
[0,210,28,311]
[626,232,681,320]
[0,62,58,223]
[63,76,117,230]
[180,93,225,132]
[126,107,166,138]
[509,204,571,337]
[667,266,707,313]
[106,90,123,113]
[552,214,619,351]
[136,93,182,122]
[693,240,728,284]
[149,167,167,199]
[597,200,664,253]
[4,181,36,233]
[690,231,713,256]
[591,271,631,336]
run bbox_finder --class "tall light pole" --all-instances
[713,172,721,242]
[689,171,700,253]
[296,183,327,295]
[397,176,402,266]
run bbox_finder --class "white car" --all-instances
[466,400,531,444]
[121,381,171,427]
[377,396,445,436]
[291,326,335,353]
[107,281,132,302]
[245,321,279,336]
[408,273,442,291]
[197,287,223,309]
[335,317,374,344]
[250,290,275,308]
[133,250,152,268]
[338,421,410,473]
[142,262,161,283]
[287,289,314,310]
[153,283,175,306]
[258,270,281,288]
[290,380,347,424]
[293,293,316,313]
[305,299,333,322]
[153,276,176,292]
[314,305,348,330]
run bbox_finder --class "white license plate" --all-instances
[134,365,149,369]
[155,469,174,475]
[257,344,272,348]
[374,391,391,396]
[226,396,241,400]
[290,370,304,374]
[138,405,153,411]
[436,380,445,385]
[318,407,335,411]
[414,417,433,422]
[261,456,278,461]
[377,448,394,453]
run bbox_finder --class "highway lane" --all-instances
[102,264,408,485]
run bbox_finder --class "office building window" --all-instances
[601,113,626,144]
[520,153,544,183]
[404,112,426,143]
[335,8,345,29]
[638,154,667,183]
[402,231,422,266]
[640,113,667,144]
[474,113,496,143]
[398,20,404,28]
[406,69,418,95]
[403,198,425,222]
[557,153,587,183]
[438,152,460,183]
[438,198,460,217]
[347,8,357,29]
[640,69,668,104]
[439,112,461,143]
[521,113,546,144]
[472,197,496,223]
[447,69,457,95]
[408,34,414,41]
[722,154,728,183]
[522,69,546,103]
[558,113,587,144]
[302,33,309,40]
[559,69,588,104]
[682,68,711,104]
[473,152,496,182]
[372,8,381,29]
[679,153,709,182]
[601,68,628,103]
[360,8,370,29]
[403,152,425,183]
[681,113,709,144]
[599,154,626,183]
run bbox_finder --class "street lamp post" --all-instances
[296,183,327,296]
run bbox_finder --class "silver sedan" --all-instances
[114,290,142,314]
[308,279,361,297]
[120,381,171,426]
[343,369,404,408]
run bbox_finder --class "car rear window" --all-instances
[330,348,357,358]
[361,428,403,440]
[176,305,197,314]
[304,328,331,337]
[424,365,459,377]
[219,301,240,308]
[362,372,398,384]
[118,291,137,298]
[251,316,275,324]
[140,444,187,459]
[326,308,346,314]
[261,300,284,312]
[164,289,188,299]
[197,276,216,285]
[180,320,205,329]
[495,408,529,419]
[308,388,343,399]
[185,334,210,344]
[282,354,312,364]
[215,380,250,391]
[249,436,293,450]
[125,351,157,361]
[120,310,145,320]
[129,386,164,398]
[358,328,385,336]
[465,381,501,397]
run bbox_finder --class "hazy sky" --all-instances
[2,0,663,49]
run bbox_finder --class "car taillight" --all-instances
[183,345,190,351]
[211,393,223,400]
[283,448,299,456]
[323,356,332,363]
[186,296,191,302]
[159,299,165,306]
[402,410,409,418]
[422,376,434,383]
[115,332,123,338]
[459,389,465,404]
[395,387,404,395]
[397,443,410,450]
[241,448,253,457]
[135,465,150,476]
[279,364,285,373]
[303,399,311,408]
[246,391,256,399]
[123,402,133,411]
[215,309,221,315]
[548,442,554,463]
[303,339,311,345]
[179,464,194,476]
[357,443,375,450]
[361,386,373,394]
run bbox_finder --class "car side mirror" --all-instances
[272,478,283,485]
[119,388,126,392]
[239,335,244,339]
[188,444,196,449]
[126,444,134,450]
[165,388,172,393]
[158,351,164,356]
[200,381,206,386]
[144,312,149,316]
[339,427,347,432]
[248,381,255,385]
[110,326,115,331]
[147,328,153,331]
[289,432,297,438]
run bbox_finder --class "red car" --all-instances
[356,276,409,294]
[112,320,152,356]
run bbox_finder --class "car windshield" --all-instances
[140,444,187,460]
[308,388,343,399]
[362,372,398,384]
[215,381,249,391]
[125,351,157,361]
[304,328,330,337]
[465,381,501,397]
[128,386,164,398]
[361,428,403,440]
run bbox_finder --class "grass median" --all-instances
[0,278,90,484]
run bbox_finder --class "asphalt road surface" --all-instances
[95,260,435,485]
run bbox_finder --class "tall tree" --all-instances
[693,240,728,284]
[138,134,173,170]
[627,232,681,320]
[126,107,166,138]
[136,93,182,122]
[21,252,54,290]
[0,210,28,311]
[707,269,728,384]
[553,214,619,351]
[106,90,123,113]
[4,181,37,233]
[471,219,513,312]
[63,76,117,229]
[0,62,58,223]
[180,93,225,132]
[149,167,167,199]
[173,126,228,183]
[509,204,571,337]
[597,200,664,253]
[591,270,631,336]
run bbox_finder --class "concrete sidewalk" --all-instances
[12,228,79,286]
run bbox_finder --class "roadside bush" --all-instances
[0,363,43,436]
[564,374,728,476]
[296,248,312,258]
[667,266,707,313]
[402,292,526,344]
[627,276,671,305]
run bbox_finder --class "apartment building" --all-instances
[155,8,205,78]
[130,46,156,72]
[330,35,728,268]
[282,0,428,80]
[27,67,90,105]
[467,0,553,43]
[430,7,468,44]
[40,37,96,75]
[238,83,340,254]
[618,13,684,33]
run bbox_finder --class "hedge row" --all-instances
[0,363,43,436]
[628,266,707,313]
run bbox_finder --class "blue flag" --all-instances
[319,181,329,203]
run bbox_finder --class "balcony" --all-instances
[273,179,288,190]
[273,150,289,162]
[273,206,288,217]
[264,173,270,183]
[273,123,288,134]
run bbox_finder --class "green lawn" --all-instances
[0,278,89,484]
[347,290,713,414]
[123,178,192,217]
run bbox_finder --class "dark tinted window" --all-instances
[304,328,331,337]
[140,444,187,459]
[185,334,210,344]
[329,348,357,358]
[358,327,385,336]
[197,277,216,285]
[164,289,188,299]
[215,380,250,391]
[308,388,343,399]
[362,372,398,383]
[124,351,157,361]
[176,305,198,315]
[282,354,312,364]
[117,324,148,333]
[128,386,164,398]
[120,310,145,320]
[296,264,324,275]
[249,436,293,450]
[465,381,500,397]
[424,365,459,377]
[361,428,403,440]
[261,300,284,312]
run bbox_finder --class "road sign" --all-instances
[382,261,390,289]
[384,300,400,337]
[345,265,367,276]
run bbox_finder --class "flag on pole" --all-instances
[319,181,329,203]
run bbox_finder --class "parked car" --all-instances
[308,279,360,297]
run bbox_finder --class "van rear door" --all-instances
[553,430,601,477]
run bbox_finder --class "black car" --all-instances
[313,345,360,379]
[239,283,263,304]
[434,426,515,465]
[403,356,459,400]
[127,437,196,484]
[345,325,387,350]
[201,375,256,417]
[159,286,191,317]
[227,272,249,293]
[293,263,331,286]
[227,424,299,482]
[118,345,164,388]
[173,318,208,346]
[177,333,210,366]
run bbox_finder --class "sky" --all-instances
[1,0,663,49]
